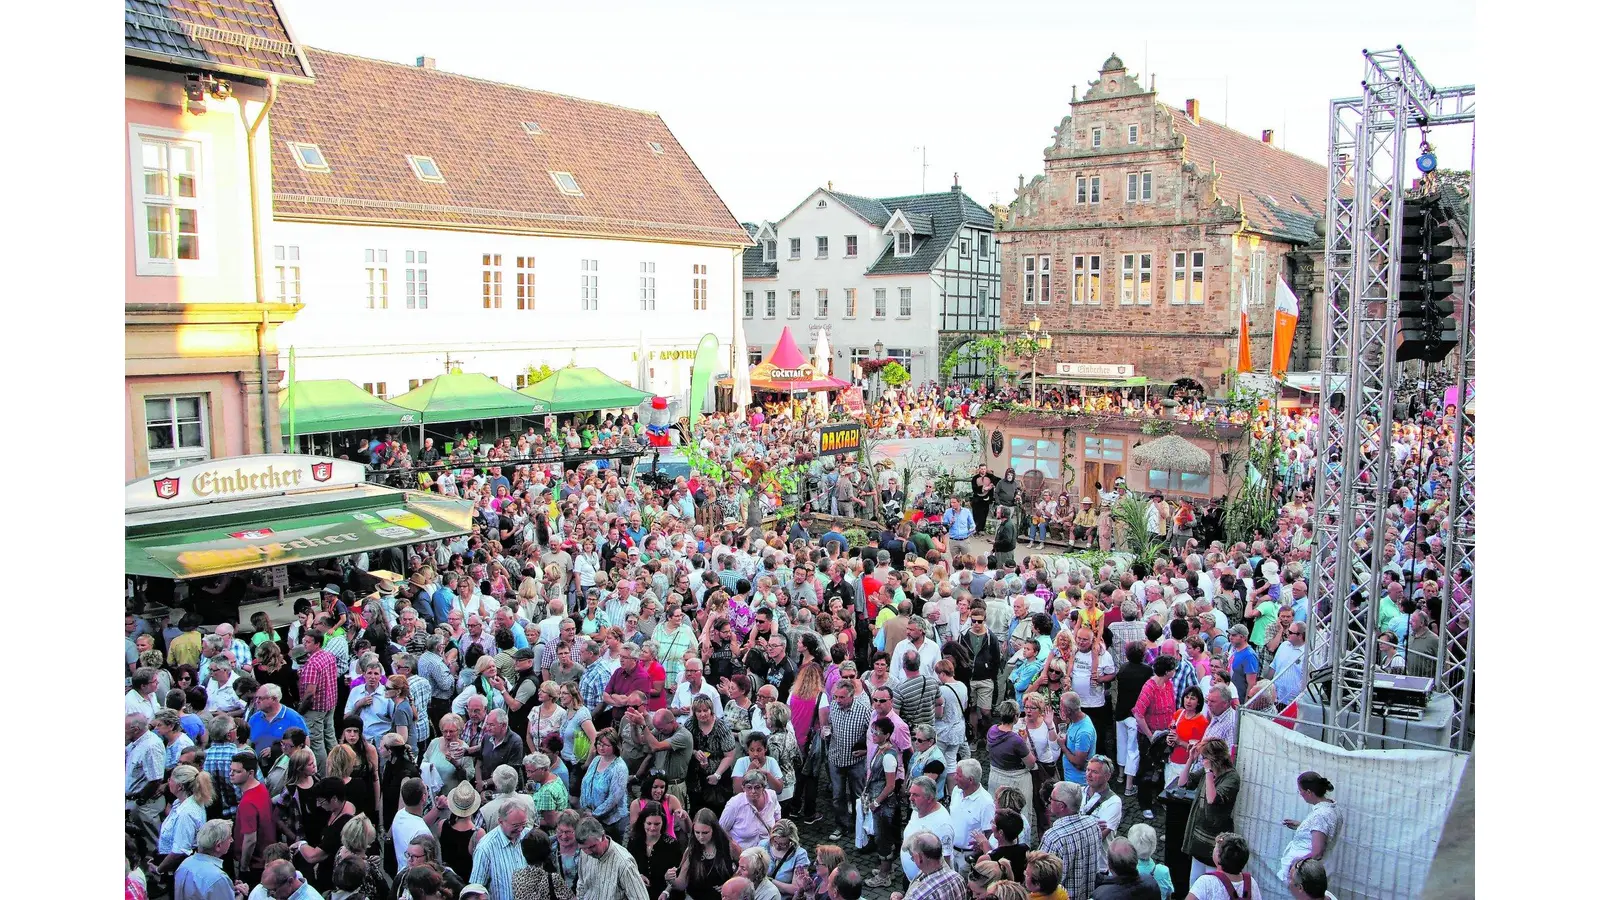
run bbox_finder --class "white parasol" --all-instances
[813,328,833,417]
[732,315,753,416]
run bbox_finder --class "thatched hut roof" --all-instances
[1131,434,1214,474]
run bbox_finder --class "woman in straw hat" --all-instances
[437,781,486,879]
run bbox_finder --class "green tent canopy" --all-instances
[279,379,419,434]
[389,372,543,424]
[518,366,653,414]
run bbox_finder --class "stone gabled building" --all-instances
[1001,53,1328,395]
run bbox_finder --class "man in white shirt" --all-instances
[670,659,723,725]
[538,600,567,648]
[391,777,433,866]
[1082,755,1124,833]
[890,618,943,683]
[126,668,164,719]
[899,775,956,881]
[945,759,994,871]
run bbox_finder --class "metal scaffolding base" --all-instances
[1307,46,1475,751]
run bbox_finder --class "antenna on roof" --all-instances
[912,146,929,194]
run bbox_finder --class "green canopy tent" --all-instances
[389,372,545,424]
[518,366,653,414]
[279,379,420,435]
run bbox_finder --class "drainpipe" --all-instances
[241,77,279,453]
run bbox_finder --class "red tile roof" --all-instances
[1167,105,1328,244]
[269,50,751,247]
[125,0,312,81]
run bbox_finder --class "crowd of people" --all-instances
[124,379,1469,900]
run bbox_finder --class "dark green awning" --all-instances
[126,486,472,580]
[280,379,420,434]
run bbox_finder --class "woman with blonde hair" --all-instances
[336,813,392,899]
[1023,850,1067,900]
[760,818,810,896]
[1126,823,1173,899]
[989,881,1028,900]
[277,747,323,845]
[154,764,213,876]
[966,858,1013,900]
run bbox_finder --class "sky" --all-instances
[278,0,1476,222]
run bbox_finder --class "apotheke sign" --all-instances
[1055,362,1135,378]
[128,455,369,511]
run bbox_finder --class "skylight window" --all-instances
[288,142,329,172]
[523,121,543,135]
[646,141,664,155]
[407,155,444,183]
[550,171,583,196]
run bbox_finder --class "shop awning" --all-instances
[390,372,544,423]
[1037,374,1154,388]
[126,484,473,580]
[519,366,653,413]
[280,379,420,434]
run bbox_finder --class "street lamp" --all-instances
[1023,317,1052,406]
[873,340,886,402]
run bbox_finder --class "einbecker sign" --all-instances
[1055,362,1135,379]
[128,454,369,512]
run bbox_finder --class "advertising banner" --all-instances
[818,422,864,457]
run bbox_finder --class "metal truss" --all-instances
[1306,46,1475,751]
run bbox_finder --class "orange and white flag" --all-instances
[1271,275,1300,378]
[1238,306,1253,372]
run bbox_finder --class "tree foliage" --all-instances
[881,361,911,387]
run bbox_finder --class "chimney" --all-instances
[952,172,961,192]
[1185,98,1200,121]
[416,56,436,69]
[1261,129,1274,145]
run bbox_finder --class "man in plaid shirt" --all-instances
[820,679,871,841]
[578,639,610,713]
[202,716,243,816]
[903,832,966,900]
[1039,781,1106,900]
[297,629,340,771]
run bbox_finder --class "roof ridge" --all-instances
[304,47,662,118]
[1161,102,1328,170]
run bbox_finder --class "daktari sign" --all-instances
[818,422,864,457]
[128,455,369,511]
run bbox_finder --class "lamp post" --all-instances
[873,339,886,402]
[1022,317,1052,406]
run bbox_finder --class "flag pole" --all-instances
[287,345,297,453]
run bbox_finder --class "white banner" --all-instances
[1233,713,1468,900]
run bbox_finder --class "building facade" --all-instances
[270,51,750,407]
[741,184,999,388]
[124,0,312,477]
[1002,54,1327,395]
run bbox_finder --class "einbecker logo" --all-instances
[230,528,276,540]
[154,477,180,500]
[311,462,333,482]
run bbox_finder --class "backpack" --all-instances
[1203,870,1253,899]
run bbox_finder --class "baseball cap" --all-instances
[1228,624,1250,638]
[322,584,341,595]
[461,885,490,899]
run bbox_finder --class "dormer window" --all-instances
[896,232,912,256]
[764,239,777,262]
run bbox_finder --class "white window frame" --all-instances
[407,155,445,183]
[845,235,858,258]
[144,394,210,469]
[980,233,990,257]
[788,290,802,318]
[365,249,389,309]
[1023,256,1036,305]
[896,232,912,256]
[287,141,330,173]
[1091,127,1102,148]
[1087,254,1101,304]
[764,239,777,262]
[1090,176,1102,204]
[844,287,857,318]
[817,236,829,259]
[1120,254,1136,306]
[1126,171,1153,204]
[1128,124,1139,145]
[1138,252,1153,305]
[130,126,214,277]
[816,288,829,318]
[960,237,971,257]
[1072,255,1086,304]
[482,253,502,308]
[873,288,887,319]
[1076,177,1087,204]
[522,121,543,135]
[273,245,301,303]
[1127,173,1139,203]
[1251,249,1267,305]
[406,249,429,310]
[764,290,777,318]
[646,141,664,154]
[692,264,708,311]
[789,238,802,259]
[1038,255,1051,305]
[550,171,583,196]
[978,287,989,318]
[362,382,388,400]
[743,290,756,318]
[581,259,599,311]
[898,287,912,318]
[1172,250,1207,305]
[639,261,656,311]
[514,255,533,311]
